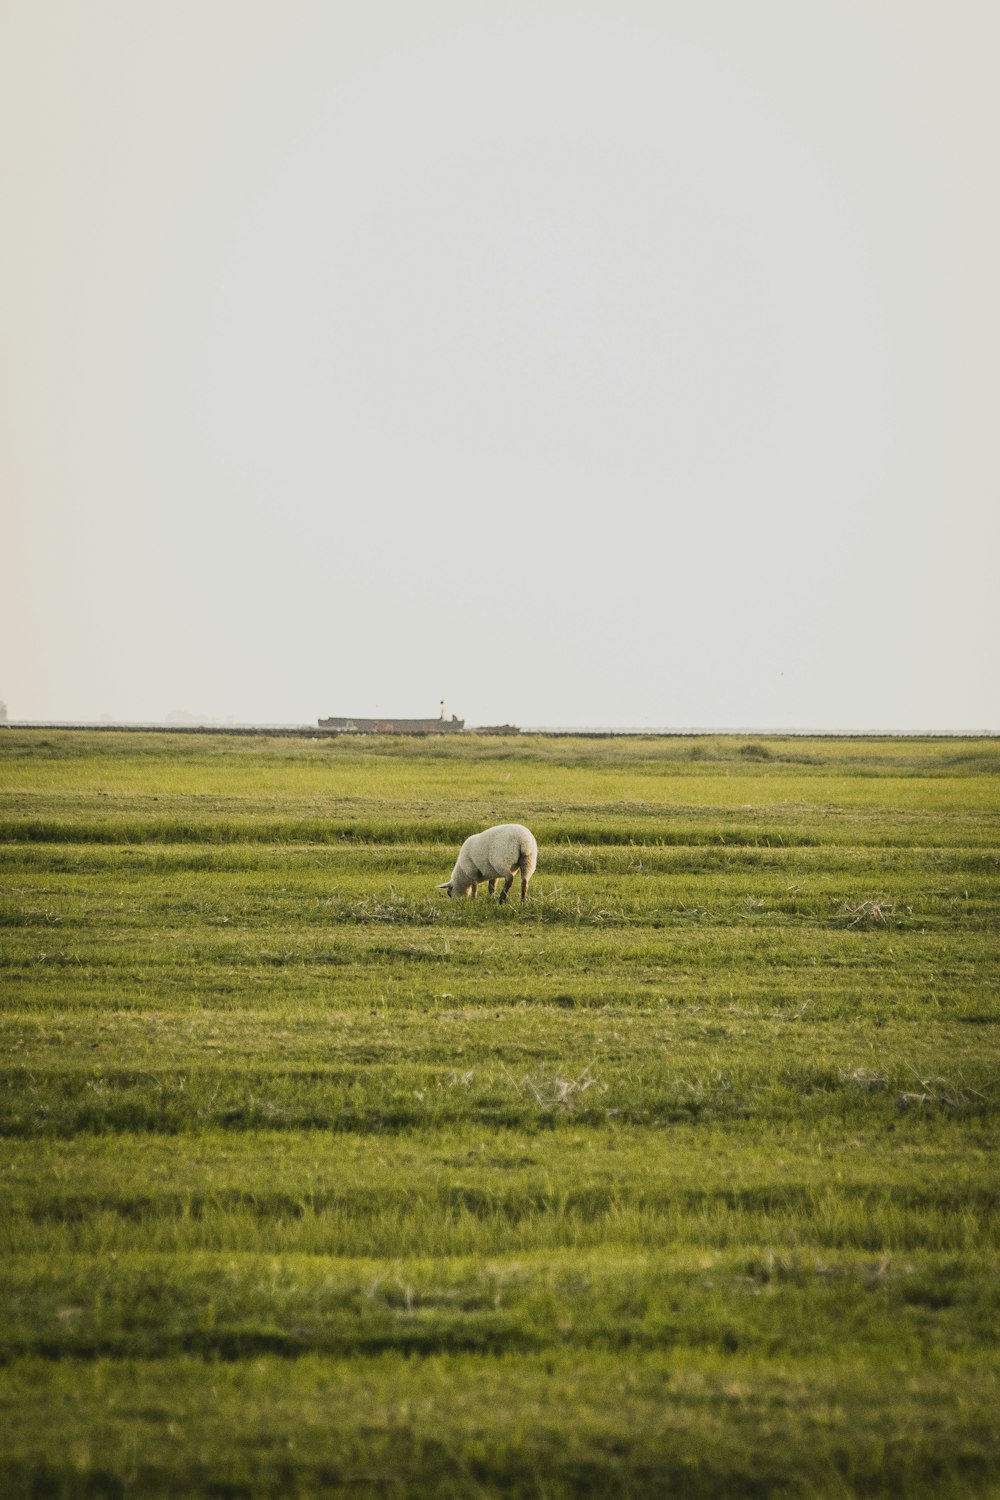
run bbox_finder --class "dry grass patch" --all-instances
[838,896,905,926]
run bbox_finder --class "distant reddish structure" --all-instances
[319,701,465,734]
[319,714,465,734]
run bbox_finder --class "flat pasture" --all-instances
[1,731,998,1497]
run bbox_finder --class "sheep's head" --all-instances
[436,881,453,897]
[436,880,472,898]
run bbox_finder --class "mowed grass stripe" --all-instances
[2,1124,996,1256]
[3,805,999,847]
[2,931,994,1023]
[2,1350,999,1500]
[0,1017,995,1136]
[4,840,1000,875]
[2,1245,998,1361]
[3,862,999,928]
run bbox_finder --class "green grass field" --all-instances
[1,729,998,1497]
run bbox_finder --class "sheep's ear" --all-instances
[436,882,452,893]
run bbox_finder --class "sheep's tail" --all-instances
[518,836,538,882]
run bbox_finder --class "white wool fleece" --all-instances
[440,824,538,898]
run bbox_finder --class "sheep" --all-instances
[437,823,538,903]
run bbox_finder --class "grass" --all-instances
[0,729,998,1496]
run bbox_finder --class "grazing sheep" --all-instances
[437,823,538,903]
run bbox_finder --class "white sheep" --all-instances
[437,823,538,903]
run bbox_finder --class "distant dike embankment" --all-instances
[3,723,996,740]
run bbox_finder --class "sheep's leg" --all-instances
[487,879,497,896]
[470,882,478,898]
[498,874,514,904]
[520,870,531,902]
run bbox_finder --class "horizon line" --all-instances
[3,720,998,739]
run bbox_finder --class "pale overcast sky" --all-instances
[1,1,997,729]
